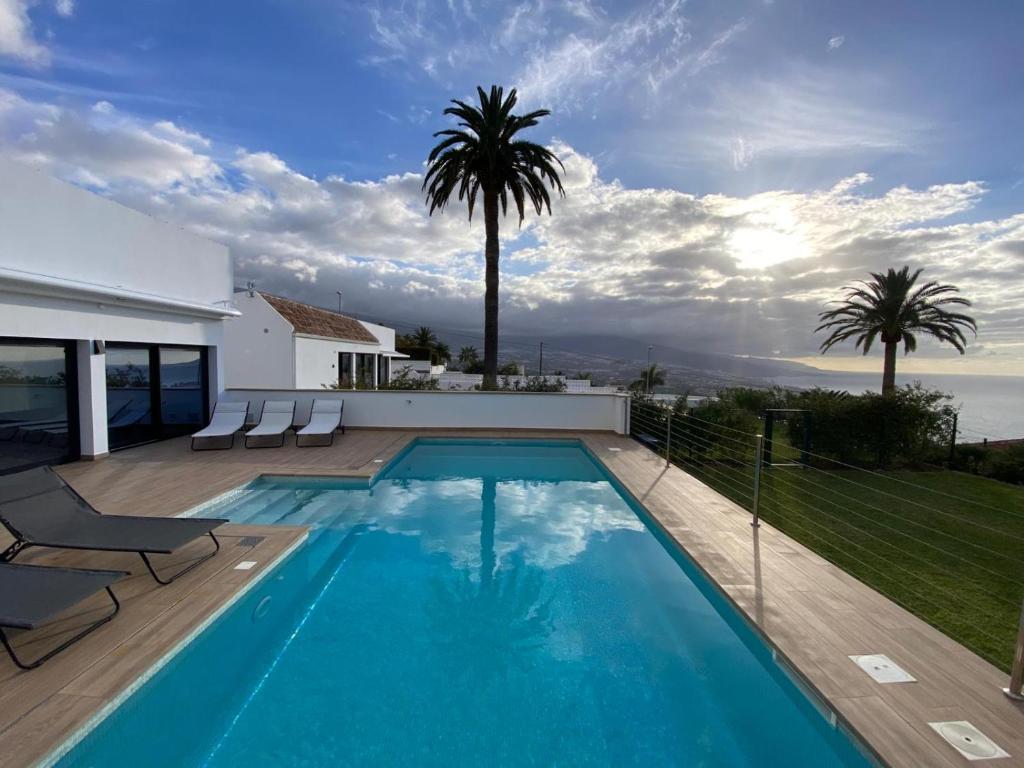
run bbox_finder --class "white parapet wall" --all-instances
[225,389,631,434]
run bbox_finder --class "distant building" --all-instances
[393,364,619,393]
[224,290,405,389]
[0,158,237,471]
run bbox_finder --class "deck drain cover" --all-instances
[849,654,915,683]
[928,721,1009,761]
[237,536,265,547]
[607,447,622,452]
[234,561,257,571]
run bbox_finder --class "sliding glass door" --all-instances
[0,338,78,473]
[106,344,208,450]
[159,347,206,437]
[106,346,155,449]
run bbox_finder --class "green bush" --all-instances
[669,384,957,470]
[953,443,1024,485]
[988,445,1024,484]
[379,369,440,390]
[497,376,567,392]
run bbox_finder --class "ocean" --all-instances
[766,372,1024,443]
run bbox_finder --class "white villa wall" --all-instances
[223,292,295,389]
[359,320,396,351]
[0,158,232,307]
[0,289,226,348]
[398,360,445,376]
[224,389,630,434]
[294,335,380,389]
[0,159,235,458]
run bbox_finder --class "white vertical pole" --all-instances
[76,340,108,459]
[1005,596,1024,701]
[751,434,764,528]
[665,410,672,467]
[372,354,379,390]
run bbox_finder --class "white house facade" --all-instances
[224,291,404,390]
[0,158,238,471]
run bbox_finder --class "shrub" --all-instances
[988,445,1024,484]
[783,383,956,468]
[497,376,567,392]
[379,369,439,390]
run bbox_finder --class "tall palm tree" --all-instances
[424,85,565,389]
[816,266,976,395]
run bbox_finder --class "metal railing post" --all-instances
[665,410,672,467]
[751,434,764,528]
[1004,595,1024,701]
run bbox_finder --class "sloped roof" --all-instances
[261,293,379,344]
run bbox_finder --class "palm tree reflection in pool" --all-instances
[425,477,553,691]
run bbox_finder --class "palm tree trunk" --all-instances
[482,190,500,390]
[882,339,898,396]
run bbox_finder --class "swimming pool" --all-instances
[58,439,874,767]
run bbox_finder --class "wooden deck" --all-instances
[0,524,306,768]
[0,429,1021,767]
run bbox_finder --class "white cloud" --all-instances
[357,0,747,115]
[0,91,220,187]
[637,67,925,172]
[512,0,714,109]
[0,0,50,65]
[828,34,845,50]
[0,91,1020,369]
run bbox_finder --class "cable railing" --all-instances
[628,397,1024,697]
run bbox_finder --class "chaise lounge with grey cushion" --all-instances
[0,467,226,585]
[245,400,295,448]
[190,400,250,450]
[0,562,127,670]
[296,399,344,447]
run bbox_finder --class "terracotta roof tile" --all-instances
[261,293,379,344]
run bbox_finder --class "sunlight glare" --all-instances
[729,227,809,270]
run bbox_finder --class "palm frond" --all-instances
[423,84,565,224]
[815,266,977,358]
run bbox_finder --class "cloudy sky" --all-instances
[1,0,1021,374]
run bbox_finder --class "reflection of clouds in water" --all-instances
[366,478,644,572]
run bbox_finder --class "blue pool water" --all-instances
[60,439,873,767]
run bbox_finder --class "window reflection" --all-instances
[160,347,204,432]
[106,346,153,449]
[0,341,74,472]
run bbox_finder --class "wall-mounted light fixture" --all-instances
[92,340,105,355]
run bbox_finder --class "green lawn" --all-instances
[669,453,1024,671]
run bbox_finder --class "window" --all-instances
[0,339,78,473]
[106,344,208,450]
[338,352,377,388]
[339,352,352,388]
[159,347,205,435]
[356,354,375,388]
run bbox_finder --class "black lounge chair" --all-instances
[0,562,127,670]
[0,467,227,585]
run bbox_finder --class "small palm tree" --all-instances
[434,341,451,365]
[424,85,564,389]
[630,364,665,393]
[816,266,976,395]
[458,346,479,370]
[412,326,438,348]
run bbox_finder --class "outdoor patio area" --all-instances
[1,430,1022,767]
